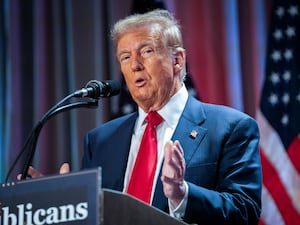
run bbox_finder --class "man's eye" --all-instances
[141,48,154,57]
[120,55,130,63]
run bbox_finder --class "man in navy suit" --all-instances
[25,9,261,225]
[81,9,262,225]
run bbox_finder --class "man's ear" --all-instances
[173,50,185,73]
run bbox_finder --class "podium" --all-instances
[0,168,186,225]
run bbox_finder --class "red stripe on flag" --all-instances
[260,149,300,224]
[288,136,300,174]
[258,218,266,225]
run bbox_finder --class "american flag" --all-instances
[257,0,300,224]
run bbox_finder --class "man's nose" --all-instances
[131,55,144,72]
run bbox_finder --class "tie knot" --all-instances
[146,111,163,127]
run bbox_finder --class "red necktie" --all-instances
[127,111,163,203]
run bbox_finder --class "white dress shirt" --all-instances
[123,84,189,218]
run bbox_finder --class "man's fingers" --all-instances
[162,140,187,207]
[174,140,184,156]
[28,166,43,177]
[17,166,42,180]
[17,163,70,180]
[164,140,173,163]
[167,141,185,174]
[161,173,183,184]
[162,140,185,179]
[17,174,22,180]
[59,163,70,174]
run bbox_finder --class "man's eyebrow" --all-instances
[117,42,155,57]
[117,49,129,58]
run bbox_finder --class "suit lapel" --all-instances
[153,96,207,210]
[105,113,138,191]
[172,96,207,165]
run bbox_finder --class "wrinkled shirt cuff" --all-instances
[168,181,189,220]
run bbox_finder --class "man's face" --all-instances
[116,26,182,112]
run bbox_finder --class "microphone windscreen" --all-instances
[105,80,121,96]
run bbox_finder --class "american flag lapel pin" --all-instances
[189,130,198,139]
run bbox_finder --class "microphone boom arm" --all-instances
[20,99,98,180]
[5,79,120,182]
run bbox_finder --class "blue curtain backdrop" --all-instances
[0,0,270,182]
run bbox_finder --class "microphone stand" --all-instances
[5,92,98,182]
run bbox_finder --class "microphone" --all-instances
[74,80,121,99]
[7,80,119,181]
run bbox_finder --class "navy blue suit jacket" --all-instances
[82,96,262,225]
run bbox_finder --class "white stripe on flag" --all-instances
[261,185,285,225]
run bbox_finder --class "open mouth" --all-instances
[135,77,146,87]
